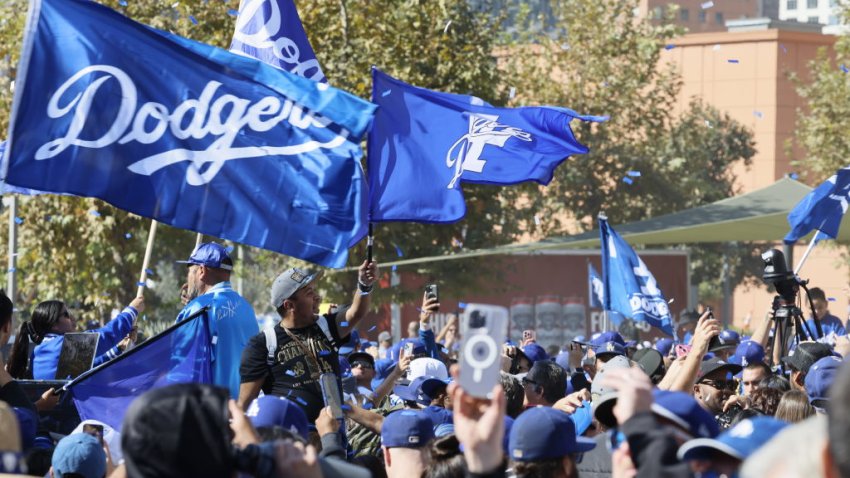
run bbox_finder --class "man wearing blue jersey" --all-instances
[174,243,258,398]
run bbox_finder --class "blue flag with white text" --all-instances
[588,263,604,309]
[599,217,674,335]
[784,168,850,244]
[367,68,605,223]
[67,310,212,432]
[3,0,376,268]
[230,0,326,83]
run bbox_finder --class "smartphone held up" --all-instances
[459,304,509,399]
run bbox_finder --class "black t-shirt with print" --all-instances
[240,307,350,422]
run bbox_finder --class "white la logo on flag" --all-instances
[445,114,532,189]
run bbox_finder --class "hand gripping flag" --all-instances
[784,168,850,244]
[66,308,212,432]
[588,263,604,309]
[3,0,376,268]
[599,216,674,335]
[367,68,606,223]
[230,0,326,83]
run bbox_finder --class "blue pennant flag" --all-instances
[66,308,212,432]
[3,0,376,268]
[784,168,850,244]
[588,262,604,309]
[367,68,606,223]
[230,0,326,83]
[599,217,674,335]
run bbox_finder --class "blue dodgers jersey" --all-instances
[176,282,258,398]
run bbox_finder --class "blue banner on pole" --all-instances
[785,168,850,244]
[599,217,674,335]
[230,0,326,83]
[367,68,606,223]
[3,0,375,268]
[66,309,212,432]
[588,262,604,309]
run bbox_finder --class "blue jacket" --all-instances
[419,325,440,359]
[805,313,846,340]
[174,282,258,398]
[33,306,138,380]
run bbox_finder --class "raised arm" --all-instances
[340,260,378,333]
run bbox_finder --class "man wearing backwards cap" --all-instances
[173,242,258,399]
[238,260,377,421]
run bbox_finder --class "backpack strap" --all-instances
[263,325,277,366]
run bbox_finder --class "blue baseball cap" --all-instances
[590,331,625,348]
[420,377,451,401]
[420,405,453,427]
[595,341,626,358]
[678,417,789,461]
[502,416,514,454]
[712,330,741,351]
[381,410,435,448]
[729,340,765,368]
[246,395,309,439]
[652,390,719,439]
[339,329,361,356]
[393,376,432,404]
[176,242,233,270]
[805,355,843,406]
[520,343,548,363]
[434,423,455,437]
[338,356,353,377]
[555,351,571,371]
[52,433,107,478]
[509,406,596,461]
[371,358,397,390]
[654,338,675,357]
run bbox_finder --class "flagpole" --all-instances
[7,195,17,302]
[794,230,820,275]
[194,232,203,249]
[367,222,374,263]
[136,220,158,297]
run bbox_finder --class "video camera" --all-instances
[761,249,800,303]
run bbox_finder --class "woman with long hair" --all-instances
[7,296,144,380]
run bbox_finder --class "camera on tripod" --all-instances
[761,249,799,303]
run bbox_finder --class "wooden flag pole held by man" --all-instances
[136,220,158,296]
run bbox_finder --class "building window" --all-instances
[680,8,690,21]
[787,0,797,10]
[807,15,820,22]
[829,15,839,24]
[699,10,707,22]
[715,12,724,24]
[807,0,818,8]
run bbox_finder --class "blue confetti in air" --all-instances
[137,281,146,287]
[340,321,349,327]
[382,89,392,97]
[665,44,675,50]
[623,177,634,185]
[780,44,787,54]
[118,0,127,5]
[189,15,198,24]
[458,302,468,308]
[45,215,52,222]
[285,369,296,376]
[227,8,238,16]
[753,111,764,119]
[842,64,849,74]
[790,172,799,180]
[368,325,377,332]
[341,404,352,412]
[393,244,404,257]
[829,297,837,302]
[319,350,331,356]
[125,233,132,239]
[145,268,154,276]
[7,267,15,273]
[89,210,101,217]
[727,59,739,64]
[13,217,23,225]
[627,170,641,177]
[392,265,398,272]
[225,245,235,253]
[295,397,308,406]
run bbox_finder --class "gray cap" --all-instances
[591,355,630,428]
[271,268,324,309]
[378,331,392,342]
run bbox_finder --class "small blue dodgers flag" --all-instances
[3,0,376,269]
[588,262,604,309]
[368,68,606,223]
[599,216,674,335]
[785,168,850,244]
[229,0,326,83]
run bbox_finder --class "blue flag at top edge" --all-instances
[784,168,850,244]
[229,0,326,83]
[367,68,607,223]
[3,0,376,268]
[599,217,674,336]
[66,309,212,432]
[588,262,604,309]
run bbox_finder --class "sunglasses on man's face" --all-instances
[701,379,736,391]
[352,361,374,370]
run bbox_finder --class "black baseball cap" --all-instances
[781,342,833,374]
[697,358,742,382]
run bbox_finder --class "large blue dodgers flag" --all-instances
[588,263,604,309]
[67,311,212,432]
[785,168,850,244]
[368,68,606,223]
[3,0,376,268]
[599,217,674,335]
[230,0,326,83]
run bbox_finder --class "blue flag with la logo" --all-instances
[599,217,674,335]
[784,168,850,244]
[3,0,376,268]
[588,263,604,309]
[367,68,606,223]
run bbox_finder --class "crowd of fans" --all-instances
[1,243,850,477]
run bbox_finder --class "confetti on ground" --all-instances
[509,86,516,99]
[227,8,238,16]
[665,44,675,50]
[627,170,641,177]
[368,325,377,332]
[89,210,101,217]
[701,1,714,9]
[340,321,349,327]
[753,111,763,119]
[189,15,198,24]
[13,217,22,225]
[382,89,392,97]
[443,20,452,34]
[727,59,739,64]
[623,177,634,185]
